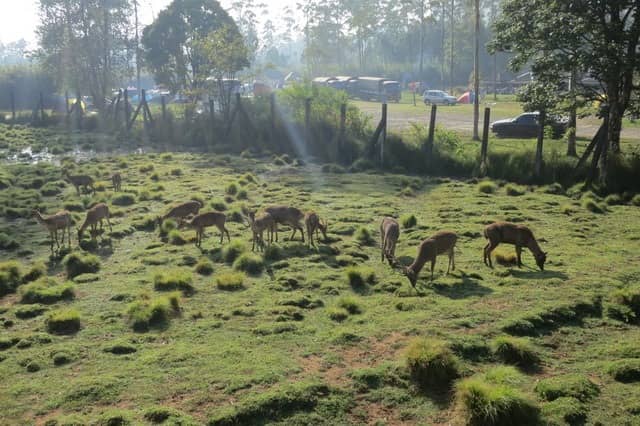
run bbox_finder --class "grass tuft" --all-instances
[20,278,75,304]
[345,266,376,288]
[400,214,417,229]
[126,293,180,332]
[46,308,81,334]
[478,181,497,194]
[0,260,23,296]
[216,272,245,291]
[195,258,214,276]
[354,226,375,245]
[535,374,599,402]
[605,359,640,383]
[233,253,265,275]
[505,183,525,196]
[111,193,136,206]
[153,269,194,294]
[491,336,540,368]
[327,307,349,322]
[404,338,459,389]
[222,240,247,263]
[336,296,362,314]
[541,397,587,426]
[63,252,100,278]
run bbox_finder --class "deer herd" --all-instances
[30,169,548,288]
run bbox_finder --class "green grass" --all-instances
[1,151,640,423]
[404,338,459,389]
[46,308,81,334]
[153,269,194,295]
[62,252,100,279]
[491,336,540,369]
[232,253,265,275]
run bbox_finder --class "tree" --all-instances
[36,0,133,110]
[472,0,480,140]
[141,0,245,97]
[491,0,640,156]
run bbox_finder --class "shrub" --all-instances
[15,304,48,319]
[494,252,517,267]
[560,203,575,215]
[491,336,539,368]
[63,252,100,278]
[233,253,264,275]
[216,272,245,291]
[605,359,640,383]
[144,406,194,424]
[607,288,640,323]
[210,199,227,211]
[542,183,565,195]
[168,229,187,245]
[153,270,194,294]
[22,262,46,283]
[195,258,214,275]
[505,184,525,196]
[632,194,640,206]
[327,307,349,322]
[0,260,22,296]
[20,278,75,304]
[478,181,497,194]
[582,197,606,213]
[455,377,539,426]
[46,308,81,334]
[354,226,374,245]
[541,397,587,426]
[159,218,177,237]
[111,193,136,206]
[535,374,599,402]
[263,244,283,261]
[237,189,248,200]
[170,168,182,176]
[405,338,459,389]
[126,294,180,332]
[400,214,417,229]
[336,296,362,314]
[605,194,623,205]
[226,183,238,195]
[0,232,19,250]
[139,163,154,173]
[345,267,376,288]
[222,240,247,263]
[52,351,74,366]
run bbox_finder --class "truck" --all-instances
[352,77,401,102]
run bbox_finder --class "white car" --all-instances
[423,90,457,106]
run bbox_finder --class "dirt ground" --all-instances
[356,101,640,141]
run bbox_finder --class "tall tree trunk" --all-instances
[472,0,480,141]
[566,70,577,157]
[449,0,455,92]
[134,0,141,101]
[608,97,623,155]
[419,0,425,77]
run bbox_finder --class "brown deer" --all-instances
[186,212,231,247]
[32,210,73,252]
[304,211,328,247]
[158,201,202,227]
[380,217,400,265]
[404,231,458,286]
[77,203,113,242]
[111,172,122,191]
[264,205,305,243]
[63,170,95,195]
[483,222,547,271]
[248,211,276,251]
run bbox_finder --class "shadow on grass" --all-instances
[430,275,493,299]
[509,268,568,280]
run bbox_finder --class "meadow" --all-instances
[1,137,640,425]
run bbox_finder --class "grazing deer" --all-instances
[304,211,328,247]
[264,205,305,243]
[77,203,113,242]
[111,172,122,191]
[158,201,202,227]
[404,231,458,286]
[248,211,276,251]
[63,170,95,195]
[483,222,547,271]
[380,217,400,265]
[186,212,231,247]
[32,210,73,252]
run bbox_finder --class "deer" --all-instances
[32,209,73,252]
[158,200,202,227]
[77,203,113,242]
[304,211,328,247]
[63,170,95,195]
[185,211,231,247]
[264,205,305,243]
[111,172,122,191]
[380,217,400,265]
[483,222,547,271]
[402,231,458,287]
[247,211,276,251]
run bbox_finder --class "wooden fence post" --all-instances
[64,91,70,128]
[10,89,15,122]
[338,103,346,162]
[39,92,45,123]
[480,107,491,174]
[161,95,167,121]
[534,109,546,178]
[209,98,215,144]
[270,93,276,141]
[124,89,130,128]
[425,104,437,159]
[380,103,387,166]
[305,97,311,146]
[75,93,83,129]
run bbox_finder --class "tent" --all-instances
[457,92,471,104]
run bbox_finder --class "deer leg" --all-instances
[516,245,523,267]
[485,241,498,268]
[431,258,436,281]
[107,216,112,232]
[290,227,296,241]
[381,236,386,262]
[225,226,230,243]
[299,226,305,243]
[451,248,455,271]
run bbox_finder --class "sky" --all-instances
[0,0,296,46]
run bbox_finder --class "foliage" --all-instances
[0,260,22,296]
[400,214,417,229]
[46,308,81,334]
[19,278,75,304]
[63,252,100,278]
[535,375,599,402]
[195,258,215,276]
[215,272,245,291]
[126,293,181,332]
[491,336,540,368]
[232,253,265,275]
[404,338,459,389]
[153,269,194,294]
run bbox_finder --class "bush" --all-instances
[405,338,459,389]
[0,232,19,251]
[46,308,81,334]
[607,288,640,323]
[535,374,599,402]
[222,240,247,263]
[226,183,238,195]
[336,296,362,314]
[20,278,75,304]
[491,336,540,368]
[542,183,565,195]
[195,258,214,276]
[582,197,606,213]
[168,229,187,245]
[0,260,22,296]
[345,267,376,288]
[354,226,374,245]
[605,359,640,383]
[210,199,227,211]
[111,193,136,206]
[455,377,539,426]
[126,294,180,332]
[153,269,194,294]
[216,272,245,291]
[400,214,417,229]
[605,194,623,205]
[63,252,100,278]
[159,218,177,237]
[327,307,349,322]
[237,189,248,200]
[478,181,497,194]
[632,194,640,206]
[22,262,46,283]
[15,304,48,319]
[170,168,183,176]
[494,252,517,267]
[505,184,525,196]
[263,244,283,261]
[233,253,264,275]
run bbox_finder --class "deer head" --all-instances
[535,251,547,271]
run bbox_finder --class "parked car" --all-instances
[491,112,568,138]
[423,90,457,105]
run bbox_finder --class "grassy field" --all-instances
[1,148,640,425]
